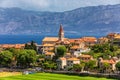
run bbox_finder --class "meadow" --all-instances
[0,72,115,80]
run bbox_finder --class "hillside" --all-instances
[0,4,120,35]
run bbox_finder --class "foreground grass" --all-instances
[0,73,115,80]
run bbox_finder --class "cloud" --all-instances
[0,0,50,10]
[0,0,119,12]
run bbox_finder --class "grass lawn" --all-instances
[0,73,115,80]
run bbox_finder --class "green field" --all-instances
[0,73,114,80]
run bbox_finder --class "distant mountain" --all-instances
[0,4,120,35]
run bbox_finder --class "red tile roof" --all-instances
[79,54,92,58]
[59,57,66,60]
[42,37,58,42]
[70,45,80,49]
[69,38,83,43]
[101,59,115,64]
[81,37,97,43]
[1,44,25,49]
[45,52,54,55]
[67,57,79,61]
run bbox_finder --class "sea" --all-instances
[0,34,105,44]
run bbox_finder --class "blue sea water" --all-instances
[0,34,104,44]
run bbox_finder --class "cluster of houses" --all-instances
[37,25,97,56]
[0,24,120,71]
[0,44,25,50]
[37,25,120,71]
[57,54,93,70]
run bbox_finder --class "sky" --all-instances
[0,0,120,12]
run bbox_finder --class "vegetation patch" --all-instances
[0,73,114,80]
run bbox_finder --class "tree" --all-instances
[116,61,120,71]
[17,49,37,68]
[26,50,37,66]
[84,60,96,71]
[7,48,20,58]
[25,41,37,51]
[0,51,13,67]
[90,43,119,60]
[102,62,110,73]
[3,48,22,68]
[73,64,82,72]
[88,60,96,70]
[56,45,67,58]
[43,60,56,70]
[91,43,119,53]
[110,45,118,52]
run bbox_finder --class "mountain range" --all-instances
[0,4,120,35]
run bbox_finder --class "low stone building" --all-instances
[81,37,97,46]
[57,57,80,70]
[98,37,109,44]
[67,57,80,68]
[0,44,25,49]
[57,57,67,70]
[79,54,93,62]
[98,58,116,71]
[45,52,55,60]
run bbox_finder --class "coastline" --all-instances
[0,34,104,44]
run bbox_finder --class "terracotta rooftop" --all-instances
[42,37,58,42]
[59,57,66,60]
[45,52,54,55]
[47,47,54,51]
[43,44,55,47]
[81,37,97,42]
[101,59,115,64]
[56,38,70,44]
[14,44,25,49]
[1,44,25,49]
[114,35,120,39]
[79,54,92,58]
[69,38,83,43]
[99,37,108,40]
[70,45,80,49]
[67,57,79,61]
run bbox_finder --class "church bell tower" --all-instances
[58,24,64,41]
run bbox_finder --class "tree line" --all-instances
[0,48,37,68]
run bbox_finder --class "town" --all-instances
[0,25,120,79]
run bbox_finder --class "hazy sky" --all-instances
[0,0,120,12]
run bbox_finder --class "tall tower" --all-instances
[58,24,64,41]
